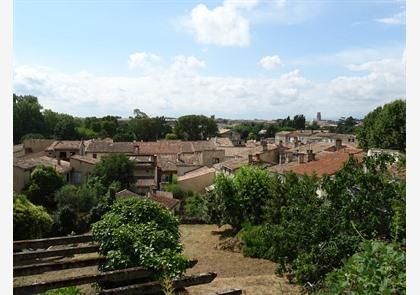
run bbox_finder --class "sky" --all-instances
[13,0,405,120]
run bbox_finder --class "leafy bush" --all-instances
[13,194,53,240]
[53,206,78,235]
[183,192,208,221]
[91,154,135,189]
[319,241,405,294]
[25,165,65,208]
[55,185,99,213]
[39,286,82,295]
[92,198,189,278]
[209,166,275,230]
[222,155,405,290]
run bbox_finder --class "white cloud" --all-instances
[128,52,161,69]
[376,11,405,25]
[13,51,405,119]
[259,55,282,70]
[183,1,256,47]
[170,55,206,73]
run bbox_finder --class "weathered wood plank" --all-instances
[13,267,153,295]
[97,272,217,295]
[14,234,93,251]
[14,256,105,277]
[13,245,99,263]
[206,288,242,295]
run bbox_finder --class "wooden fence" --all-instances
[13,234,242,295]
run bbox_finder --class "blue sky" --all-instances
[13,0,405,120]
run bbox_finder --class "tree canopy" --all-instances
[356,99,406,151]
[91,154,135,189]
[174,115,218,140]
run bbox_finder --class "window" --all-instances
[213,158,220,164]
[93,154,97,159]
[60,151,67,158]
[71,172,82,184]
[70,152,75,156]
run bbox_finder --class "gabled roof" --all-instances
[13,156,72,174]
[177,166,215,181]
[85,141,134,153]
[279,149,364,176]
[135,140,217,155]
[148,193,180,210]
[70,155,101,165]
[115,189,141,199]
[46,141,83,151]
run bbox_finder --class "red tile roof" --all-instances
[283,149,365,176]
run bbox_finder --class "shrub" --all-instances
[92,198,189,278]
[53,206,78,235]
[13,194,53,240]
[25,165,65,208]
[183,192,208,221]
[319,241,405,294]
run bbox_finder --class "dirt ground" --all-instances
[181,224,300,295]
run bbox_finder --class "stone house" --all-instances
[218,128,243,146]
[69,155,100,185]
[177,166,216,193]
[45,140,87,161]
[13,156,72,193]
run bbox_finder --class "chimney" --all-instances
[307,149,315,162]
[336,139,342,150]
[261,140,267,151]
[248,154,253,163]
[298,154,304,164]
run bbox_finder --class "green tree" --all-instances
[165,133,178,140]
[91,154,135,189]
[24,165,65,208]
[209,166,275,230]
[54,114,78,140]
[43,109,61,138]
[13,194,53,240]
[321,241,405,294]
[356,100,406,151]
[13,94,45,144]
[76,126,97,139]
[92,198,189,278]
[292,114,306,130]
[174,115,217,140]
[336,116,357,134]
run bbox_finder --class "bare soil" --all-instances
[181,224,300,295]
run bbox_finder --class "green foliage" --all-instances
[54,185,99,213]
[128,116,172,141]
[13,194,53,240]
[92,198,189,278]
[236,156,405,286]
[356,99,406,151]
[91,154,135,189]
[183,192,208,220]
[38,286,83,295]
[21,133,45,141]
[174,115,217,140]
[13,94,45,144]
[76,126,97,139]
[165,133,178,140]
[54,114,78,140]
[53,206,79,235]
[25,165,65,208]
[320,241,405,294]
[209,166,275,230]
[336,116,357,134]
